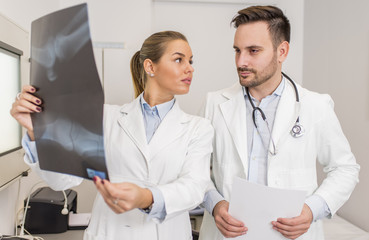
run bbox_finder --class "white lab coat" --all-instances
[199,81,359,240]
[26,97,213,240]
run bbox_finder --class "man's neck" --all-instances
[248,72,282,102]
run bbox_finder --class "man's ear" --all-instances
[277,41,289,63]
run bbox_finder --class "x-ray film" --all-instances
[30,4,109,180]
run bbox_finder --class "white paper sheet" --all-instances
[228,177,306,240]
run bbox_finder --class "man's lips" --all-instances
[239,71,252,77]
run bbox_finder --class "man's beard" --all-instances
[237,54,278,88]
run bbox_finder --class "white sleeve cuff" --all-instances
[305,194,331,221]
[203,189,224,215]
[22,133,38,164]
[140,187,167,222]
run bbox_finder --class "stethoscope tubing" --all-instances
[245,72,303,140]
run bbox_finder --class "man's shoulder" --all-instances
[297,85,335,117]
[206,82,242,102]
[299,85,333,106]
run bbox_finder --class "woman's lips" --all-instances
[181,78,192,84]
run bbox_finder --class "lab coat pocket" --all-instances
[273,168,317,195]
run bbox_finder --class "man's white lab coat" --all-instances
[199,81,359,240]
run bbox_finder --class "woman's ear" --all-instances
[143,59,155,77]
[277,41,289,63]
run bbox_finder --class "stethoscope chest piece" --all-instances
[291,122,305,138]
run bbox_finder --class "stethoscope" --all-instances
[245,72,305,154]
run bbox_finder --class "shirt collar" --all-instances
[139,92,176,120]
[243,75,286,100]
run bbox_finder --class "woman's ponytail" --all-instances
[130,51,145,98]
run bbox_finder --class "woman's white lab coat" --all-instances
[27,97,213,240]
[199,81,359,240]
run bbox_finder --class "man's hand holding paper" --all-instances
[272,204,313,239]
[213,200,248,238]
[228,177,306,239]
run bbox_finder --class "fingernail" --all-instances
[93,176,97,183]
[31,88,35,92]
[101,180,104,185]
[36,99,41,104]
[36,107,41,112]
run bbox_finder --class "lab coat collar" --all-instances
[148,101,191,159]
[117,96,191,161]
[270,79,301,155]
[118,97,149,160]
[220,83,249,177]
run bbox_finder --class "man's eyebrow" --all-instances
[233,45,263,49]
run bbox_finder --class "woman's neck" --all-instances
[143,89,174,107]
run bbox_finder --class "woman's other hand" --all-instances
[94,176,153,214]
[10,85,42,140]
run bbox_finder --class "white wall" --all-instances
[0,0,59,31]
[303,0,369,231]
[152,0,304,114]
[0,0,304,235]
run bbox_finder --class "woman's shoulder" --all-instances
[103,104,122,117]
[103,101,134,120]
[103,104,121,111]
[104,99,137,113]
[181,110,213,132]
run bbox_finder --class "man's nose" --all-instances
[236,52,250,68]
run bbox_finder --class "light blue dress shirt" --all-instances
[245,77,285,185]
[140,93,175,143]
[22,92,175,221]
[138,93,175,219]
[204,77,331,222]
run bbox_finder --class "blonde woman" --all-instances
[11,31,213,240]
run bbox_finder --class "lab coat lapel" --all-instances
[271,81,300,154]
[148,102,190,159]
[117,98,150,160]
[219,85,248,173]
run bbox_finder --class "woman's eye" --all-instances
[175,58,182,63]
[189,60,193,65]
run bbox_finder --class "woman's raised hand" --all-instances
[10,85,42,140]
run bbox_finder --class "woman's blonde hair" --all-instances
[130,31,188,98]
